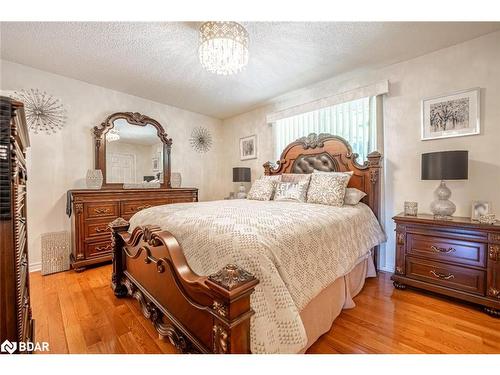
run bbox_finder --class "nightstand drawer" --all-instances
[406,256,485,295]
[407,233,486,268]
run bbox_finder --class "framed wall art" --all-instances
[421,88,480,141]
[240,134,257,160]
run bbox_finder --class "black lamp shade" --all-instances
[233,167,251,183]
[421,151,468,180]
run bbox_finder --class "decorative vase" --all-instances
[171,172,182,188]
[86,169,103,189]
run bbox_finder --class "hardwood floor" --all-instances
[29,265,500,354]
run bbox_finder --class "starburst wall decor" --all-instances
[189,127,213,153]
[14,89,67,134]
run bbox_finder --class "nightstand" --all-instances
[391,213,500,317]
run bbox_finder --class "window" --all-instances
[272,96,377,162]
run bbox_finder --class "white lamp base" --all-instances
[236,183,247,199]
[430,180,456,219]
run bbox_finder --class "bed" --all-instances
[109,133,385,354]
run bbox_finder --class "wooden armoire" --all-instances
[0,96,34,353]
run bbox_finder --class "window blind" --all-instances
[272,96,377,162]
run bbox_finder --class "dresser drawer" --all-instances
[121,199,168,216]
[85,219,113,239]
[85,202,119,219]
[85,239,113,258]
[407,233,486,268]
[406,256,485,295]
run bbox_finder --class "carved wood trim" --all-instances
[487,287,500,299]
[93,112,172,189]
[396,232,405,246]
[212,301,228,317]
[208,264,256,291]
[123,278,198,353]
[74,203,83,214]
[213,324,229,353]
[489,233,500,244]
[489,245,500,261]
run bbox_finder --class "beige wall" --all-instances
[221,31,500,271]
[1,60,224,269]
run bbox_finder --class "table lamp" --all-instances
[421,150,468,219]
[233,167,251,199]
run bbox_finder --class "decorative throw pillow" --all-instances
[344,188,367,205]
[273,180,309,202]
[259,175,282,182]
[306,172,351,206]
[313,169,354,177]
[247,178,277,201]
[281,173,311,184]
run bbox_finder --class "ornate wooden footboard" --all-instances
[109,218,259,354]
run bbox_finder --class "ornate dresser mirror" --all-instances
[93,112,172,188]
[68,112,197,271]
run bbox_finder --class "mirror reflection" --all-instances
[105,119,163,184]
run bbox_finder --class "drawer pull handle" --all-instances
[95,244,111,252]
[430,270,455,280]
[94,208,111,214]
[95,227,109,233]
[136,204,152,211]
[430,245,456,254]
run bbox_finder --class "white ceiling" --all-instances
[1,22,499,119]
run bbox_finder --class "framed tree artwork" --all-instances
[421,88,480,141]
[240,135,257,160]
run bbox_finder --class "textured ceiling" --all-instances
[1,22,499,119]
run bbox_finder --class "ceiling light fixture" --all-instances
[198,21,249,75]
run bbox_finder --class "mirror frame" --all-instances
[93,112,172,189]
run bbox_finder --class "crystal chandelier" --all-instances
[106,129,120,142]
[198,21,249,75]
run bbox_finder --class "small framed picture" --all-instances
[421,88,480,141]
[471,201,491,221]
[240,135,257,160]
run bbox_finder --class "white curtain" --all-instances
[272,96,377,162]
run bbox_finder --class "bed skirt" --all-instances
[299,254,376,353]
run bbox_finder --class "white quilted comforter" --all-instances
[129,199,386,353]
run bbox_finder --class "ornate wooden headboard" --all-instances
[263,133,382,220]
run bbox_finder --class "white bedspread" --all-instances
[129,199,386,353]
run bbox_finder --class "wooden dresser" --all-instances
[0,97,34,351]
[68,188,198,271]
[392,213,500,317]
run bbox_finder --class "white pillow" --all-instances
[344,188,367,205]
[274,180,309,202]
